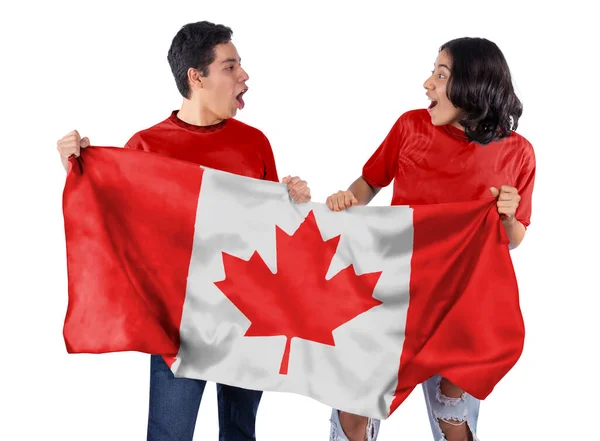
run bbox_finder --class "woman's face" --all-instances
[423,50,463,128]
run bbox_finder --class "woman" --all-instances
[326,37,535,441]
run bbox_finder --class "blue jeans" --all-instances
[147,355,263,441]
[329,375,480,441]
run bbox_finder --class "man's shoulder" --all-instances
[125,116,172,149]
[227,118,268,140]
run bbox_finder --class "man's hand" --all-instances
[57,130,90,172]
[282,175,311,203]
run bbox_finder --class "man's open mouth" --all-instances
[236,89,248,109]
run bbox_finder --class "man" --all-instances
[57,21,311,441]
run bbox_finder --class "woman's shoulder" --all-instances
[399,108,430,122]
[505,130,534,155]
[389,108,431,131]
[499,130,536,170]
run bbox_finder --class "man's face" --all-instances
[199,41,249,120]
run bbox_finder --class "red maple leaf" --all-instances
[214,210,382,375]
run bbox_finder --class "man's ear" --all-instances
[188,68,204,90]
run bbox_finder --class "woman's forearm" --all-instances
[503,217,526,249]
[348,177,380,206]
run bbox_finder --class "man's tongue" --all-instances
[236,94,245,109]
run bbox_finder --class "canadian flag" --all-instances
[62,147,524,420]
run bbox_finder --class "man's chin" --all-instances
[215,110,236,120]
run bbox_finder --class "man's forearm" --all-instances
[61,156,69,173]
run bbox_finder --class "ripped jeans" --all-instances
[329,375,480,441]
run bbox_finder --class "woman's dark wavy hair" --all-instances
[440,37,523,145]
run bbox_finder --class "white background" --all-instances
[1,1,597,440]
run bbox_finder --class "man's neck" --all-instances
[177,99,224,126]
